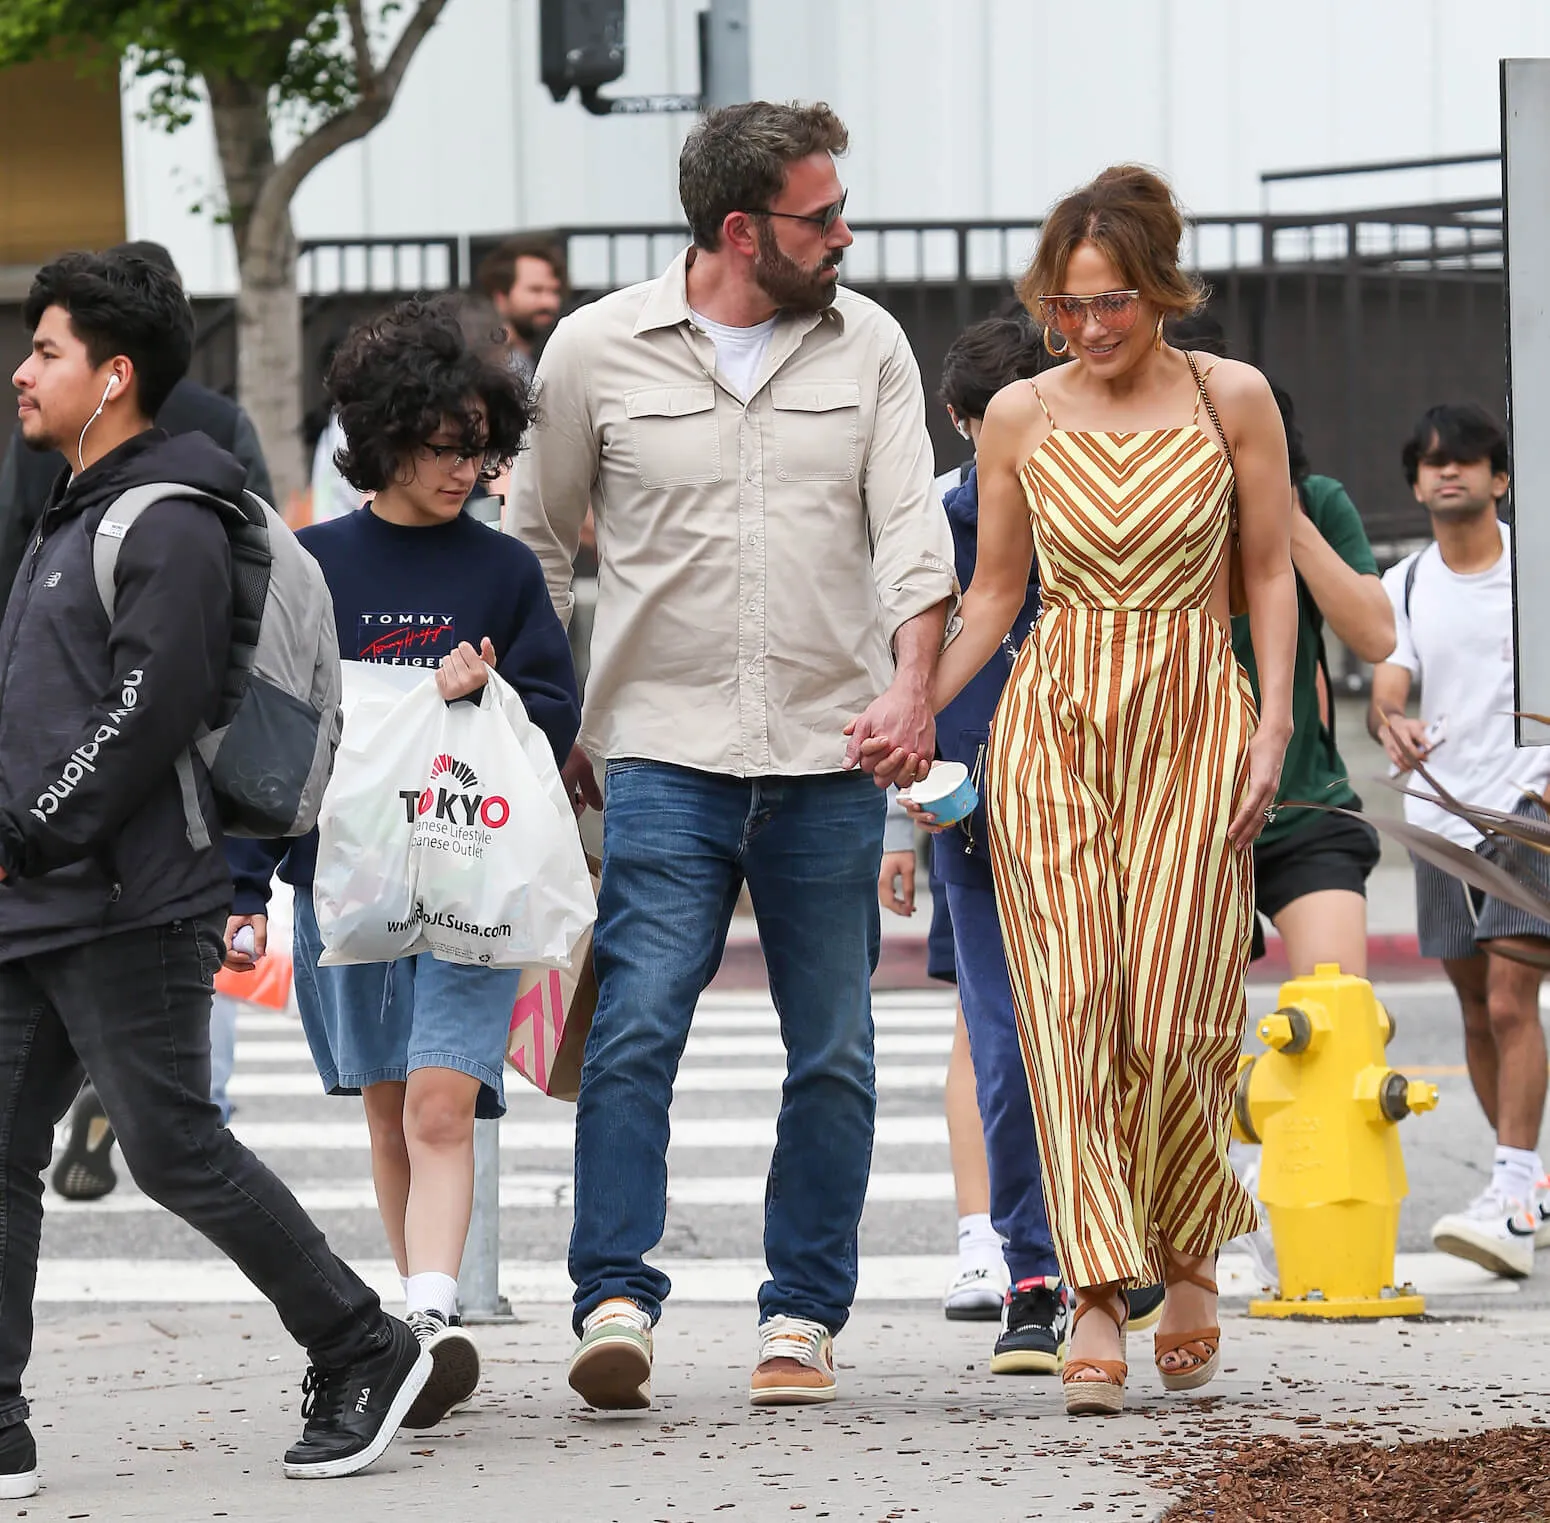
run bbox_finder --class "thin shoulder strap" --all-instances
[1185,351,1231,463]
[1028,378,1054,427]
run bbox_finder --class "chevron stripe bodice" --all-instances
[1020,426,1233,614]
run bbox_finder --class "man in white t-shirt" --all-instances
[1370,403,1550,1278]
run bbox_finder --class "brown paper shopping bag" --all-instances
[506,856,600,1101]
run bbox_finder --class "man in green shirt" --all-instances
[1230,388,1395,977]
[1225,384,1396,1289]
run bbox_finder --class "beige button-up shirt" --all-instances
[504,249,957,778]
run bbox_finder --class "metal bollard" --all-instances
[457,1117,513,1322]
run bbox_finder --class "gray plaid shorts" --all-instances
[1412,795,1550,960]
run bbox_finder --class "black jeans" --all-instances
[0,915,389,1428]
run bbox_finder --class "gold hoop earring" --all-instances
[1154,315,1166,350]
[1043,325,1069,359]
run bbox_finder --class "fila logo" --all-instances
[355,1385,371,1413]
[43,571,61,589]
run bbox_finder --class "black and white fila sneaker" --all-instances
[403,1309,481,1429]
[282,1317,432,1480]
[0,1420,37,1499]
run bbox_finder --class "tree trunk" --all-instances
[207,77,305,508]
[234,239,304,509]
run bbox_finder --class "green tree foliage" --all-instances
[0,0,449,500]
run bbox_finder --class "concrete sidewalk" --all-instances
[22,1299,1550,1520]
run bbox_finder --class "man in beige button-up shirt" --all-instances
[506,102,957,1413]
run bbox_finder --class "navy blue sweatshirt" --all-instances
[931,464,1041,890]
[226,505,580,915]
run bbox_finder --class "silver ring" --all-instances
[1263,806,1278,824]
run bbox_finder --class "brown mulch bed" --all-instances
[1151,1427,1550,1521]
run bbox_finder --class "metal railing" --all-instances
[295,195,1504,303]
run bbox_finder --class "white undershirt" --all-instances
[688,307,777,400]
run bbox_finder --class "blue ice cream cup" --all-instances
[902,760,979,828]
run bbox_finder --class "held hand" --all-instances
[223,913,268,973]
[843,680,935,789]
[1377,714,1433,775]
[898,793,946,835]
[1227,727,1289,851]
[878,850,917,917]
[561,744,603,816]
[435,638,497,701]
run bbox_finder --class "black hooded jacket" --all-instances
[0,429,239,960]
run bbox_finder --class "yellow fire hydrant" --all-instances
[1233,963,1438,1319]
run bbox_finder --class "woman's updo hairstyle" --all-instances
[1017,164,1204,319]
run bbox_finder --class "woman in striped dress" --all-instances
[927,167,1297,1415]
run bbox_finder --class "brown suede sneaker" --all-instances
[748,1314,836,1406]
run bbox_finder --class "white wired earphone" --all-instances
[76,373,119,473]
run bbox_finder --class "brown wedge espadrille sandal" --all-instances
[1154,1262,1221,1393]
[1061,1288,1128,1416]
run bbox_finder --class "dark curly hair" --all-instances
[23,249,193,417]
[325,296,533,493]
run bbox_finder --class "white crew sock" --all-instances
[957,1212,1002,1266]
[1492,1146,1542,1206]
[405,1271,459,1320]
[400,1275,411,1303]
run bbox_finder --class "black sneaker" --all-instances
[52,1087,117,1201]
[0,1422,36,1499]
[989,1276,1070,1375]
[402,1309,481,1429]
[1125,1283,1166,1333]
[282,1317,432,1480]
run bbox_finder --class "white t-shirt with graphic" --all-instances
[1381,520,1550,846]
[688,307,777,400]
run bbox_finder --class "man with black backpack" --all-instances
[0,249,430,1496]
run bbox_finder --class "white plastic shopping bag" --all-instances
[409,668,596,969]
[313,663,438,965]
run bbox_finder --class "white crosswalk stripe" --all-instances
[36,984,1498,1306]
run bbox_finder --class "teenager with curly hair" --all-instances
[225,297,580,1430]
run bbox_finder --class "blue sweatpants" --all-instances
[944,877,1059,1282]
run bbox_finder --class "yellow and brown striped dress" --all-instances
[987,375,1260,1290]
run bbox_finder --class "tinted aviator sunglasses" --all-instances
[1037,289,1142,336]
[746,189,849,237]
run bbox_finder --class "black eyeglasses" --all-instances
[746,190,848,237]
[416,442,491,472]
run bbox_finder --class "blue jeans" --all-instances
[944,878,1059,1283]
[569,762,886,1334]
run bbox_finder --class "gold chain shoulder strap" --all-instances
[1185,351,1231,466]
[1186,351,1237,528]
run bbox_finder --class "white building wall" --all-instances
[121,0,1550,295]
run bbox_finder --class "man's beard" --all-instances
[753,223,842,313]
[1425,489,1495,522]
[510,310,556,344]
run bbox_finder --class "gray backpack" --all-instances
[93,483,341,843]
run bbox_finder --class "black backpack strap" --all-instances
[1402,546,1427,623]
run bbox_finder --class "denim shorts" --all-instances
[292,889,519,1118]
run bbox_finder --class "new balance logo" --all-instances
[43,571,61,589]
[355,1385,371,1413]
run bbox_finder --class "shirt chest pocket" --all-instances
[624,385,722,489]
[771,380,860,483]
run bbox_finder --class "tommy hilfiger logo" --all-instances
[43,571,61,589]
